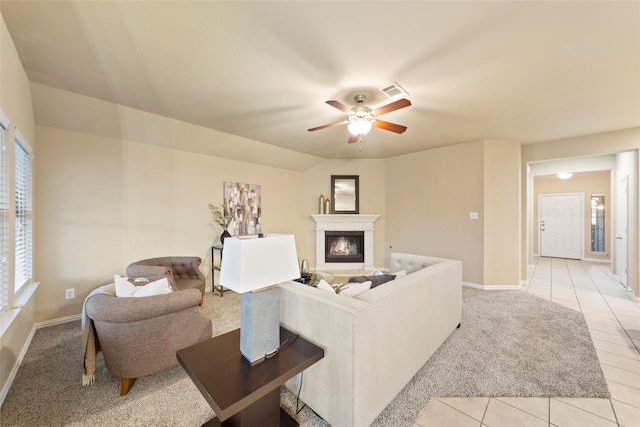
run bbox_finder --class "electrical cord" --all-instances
[296,371,306,415]
[264,334,299,360]
[294,366,322,420]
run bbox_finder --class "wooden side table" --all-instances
[177,327,324,427]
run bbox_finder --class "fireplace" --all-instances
[325,231,364,263]
[311,214,380,270]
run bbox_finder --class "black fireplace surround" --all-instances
[325,231,364,263]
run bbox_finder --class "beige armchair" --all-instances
[126,256,206,300]
[84,287,212,395]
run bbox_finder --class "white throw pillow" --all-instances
[114,275,137,297]
[316,279,335,293]
[392,270,407,278]
[133,277,172,297]
[114,275,172,297]
[336,280,371,297]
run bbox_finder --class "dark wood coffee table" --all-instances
[177,327,324,427]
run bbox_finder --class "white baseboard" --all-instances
[463,282,522,290]
[624,289,639,303]
[0,323,36,405]
[1,313,81,405]
[582,257,611,263]
[35,313,81,329]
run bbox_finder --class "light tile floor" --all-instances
[414,257,640,427]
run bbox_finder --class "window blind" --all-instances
[14,136,32,292]
[0,122,8,310]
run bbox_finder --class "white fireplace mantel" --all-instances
[311,214,380,270]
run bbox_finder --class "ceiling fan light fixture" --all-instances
[348,119,372,136]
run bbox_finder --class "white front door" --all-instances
[539,193,583,259]
[617,176,629,286]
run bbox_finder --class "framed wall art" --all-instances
[224,181,262,235]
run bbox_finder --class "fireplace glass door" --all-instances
[325,231,365,263]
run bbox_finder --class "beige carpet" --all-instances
[0,287,608,426]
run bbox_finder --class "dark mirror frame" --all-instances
[331,175,359,214]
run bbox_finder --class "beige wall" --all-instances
[386,139,521,286]
[35,125,306,322]
[386,141,486,284]
[385,141,484,283]
[483,140,521,285]
[0,17,34,143]
[0,13,36,402]
[533,171,611,259]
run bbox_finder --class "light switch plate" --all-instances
[470,212,479,220]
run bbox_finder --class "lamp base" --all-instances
[240,287,280,364]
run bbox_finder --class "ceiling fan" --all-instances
[308,94,411,144]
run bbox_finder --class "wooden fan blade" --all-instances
[371,98,411,116]
[308,121,347,132]
[348,133,358,144]
[373,120,407,134]
[326,100,352,114]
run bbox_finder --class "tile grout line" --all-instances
[576,260,640,354]
[595,347,640,362]
[608,397,620,426]
[480,397,490,426]
[607,378,640,395]
[493,396,550,424]
[552,397,621,425]
[566,259,585,314]
[431,397,486,425]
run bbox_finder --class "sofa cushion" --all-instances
[348,274,396,288]
[317,279,336,293]
[335,280,372,297]
[114,275,172,297]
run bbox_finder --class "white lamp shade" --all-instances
[219,234,300,293]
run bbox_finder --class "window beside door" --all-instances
[591,194,605,254]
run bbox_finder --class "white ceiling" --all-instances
[2,1,639,160]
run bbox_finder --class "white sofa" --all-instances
[279,253,463,427]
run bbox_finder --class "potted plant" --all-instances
[209,203,232,243]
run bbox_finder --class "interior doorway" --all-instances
[539,193,583,259]
[527,151,638,298]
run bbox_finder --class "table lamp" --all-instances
[219,234,300,364]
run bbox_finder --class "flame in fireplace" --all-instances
[329,236,359,256]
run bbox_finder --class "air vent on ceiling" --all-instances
[380,82,409,98]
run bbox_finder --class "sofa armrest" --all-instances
[279,281,367,426]
[389,252,450,274]
[85,288,203,323]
